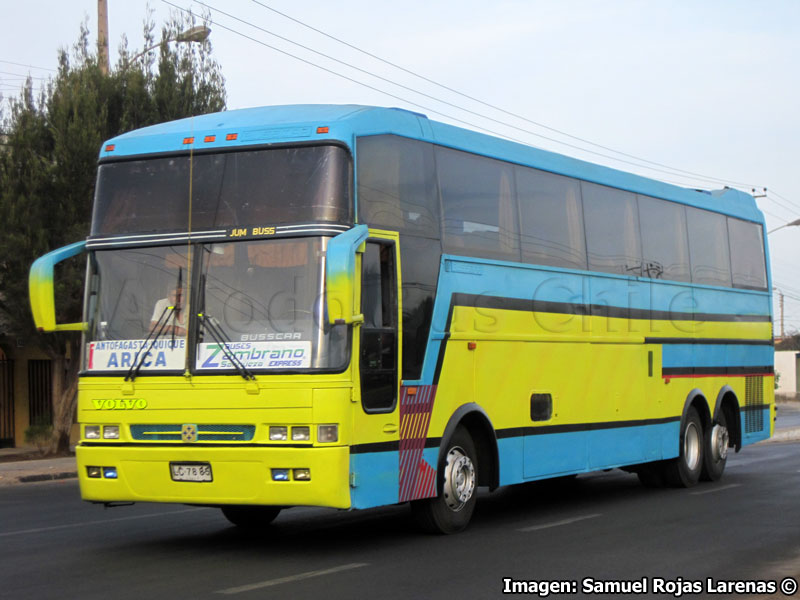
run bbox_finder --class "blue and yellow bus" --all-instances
[30,105,773,533]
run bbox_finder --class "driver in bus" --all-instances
[150,286,187,336]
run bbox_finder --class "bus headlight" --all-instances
[269,426,288,441]
[292,426,310,441]
[85,426,101,440]
[317,424,338,443]
[103,426,120,439]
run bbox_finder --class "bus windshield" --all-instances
[91,145,351,236]
[83,238,348,374]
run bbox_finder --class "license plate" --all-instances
[170,462,212,482]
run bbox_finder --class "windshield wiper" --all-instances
[197,312,256,381]
[125,304,174,382]
[125,267,183,382]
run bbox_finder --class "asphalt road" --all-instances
[1,441,799,600]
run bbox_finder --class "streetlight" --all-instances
[768,218,800,235]
[127,26,212,65]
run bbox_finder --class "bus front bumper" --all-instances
[76,444,351,509]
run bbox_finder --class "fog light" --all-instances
[103,426,120,439]
[271,468,290,481]
[85,426,100,440]
[269,426,288,441]
[87,466,102,478]
[103,467,118,479]
[318,424,338,443]
[293,468,311,481]
[292,426,310,441]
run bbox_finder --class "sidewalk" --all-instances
[2,402,799,487]
[0,449,77,486]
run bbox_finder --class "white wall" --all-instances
[775,351,798,395]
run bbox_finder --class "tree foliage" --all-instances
[0,10,226,452]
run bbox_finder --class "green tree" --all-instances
[0,10,226,453]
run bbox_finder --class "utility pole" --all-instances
[98,0,110,75]
[774,287,786,339]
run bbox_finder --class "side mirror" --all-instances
[29,240,88,332]
[325,225,369,325]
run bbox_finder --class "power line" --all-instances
[0,70,48,80]
[169,0,779,198]
[247,0,762,190]
[0,59,56,72]
[161,0,532,146]
[768,190,800,213]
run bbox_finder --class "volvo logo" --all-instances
[181,424,198,443]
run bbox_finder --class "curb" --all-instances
[17,472,78,484]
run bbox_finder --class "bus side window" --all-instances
[360,242,398,413]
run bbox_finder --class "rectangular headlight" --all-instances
[318,424,338,443]
[269,426,288,441]
[292,426,310,441]
[293,468,311,481]
[103,426,120,439]
[271,468,290,481]
[87,466,102,478]
[85,426,100,440]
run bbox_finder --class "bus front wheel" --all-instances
[412,427,478,534]
[221,505,282,528]
[664,406,704,488]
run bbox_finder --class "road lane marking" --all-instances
[518,513,601,532]
[215,563,369,595]
[0,507,209,538]
[690,483,742,495]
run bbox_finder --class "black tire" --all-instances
[701,409,729,482]
[636,462,666,488]
[411,427,478,534]
[221,505,281,528]
[664,406,704,488]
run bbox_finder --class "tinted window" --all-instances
[516,168,587,270]
[437,147,519,260]
[92,145,351,235]
[360,242,397,412]
[686,207,732,287]
[582,182,642,276]
[357,136,439,238]
[638,195,691,282]
[728,217,767,290]
[399,235,440,380]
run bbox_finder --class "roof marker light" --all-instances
[226,133,238,141]
[105,144,115,152]
[316,126,329,134]
[183,137,194,145]
[204,135,216,143]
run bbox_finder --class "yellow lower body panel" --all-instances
[76,444,351,509]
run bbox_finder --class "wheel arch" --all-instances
[714,385,742,452]
[438,403,499,490]
[682,389,712,432]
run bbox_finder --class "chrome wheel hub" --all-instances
[443,446,475,511]
[710,424,729,462]
[684,422,701,471]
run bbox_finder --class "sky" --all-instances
[1,0,799,332]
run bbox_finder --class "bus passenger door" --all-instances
[350,232,401,508]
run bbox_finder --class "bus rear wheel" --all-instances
[412,427,478,534]
[664,406,704,488]
[221,505,282,528]
[701,409,729,481]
